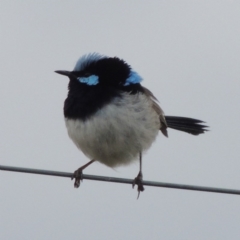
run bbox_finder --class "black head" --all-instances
[55,53,144,120]
[55,53,143,89]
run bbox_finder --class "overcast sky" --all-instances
[1,1,240,239]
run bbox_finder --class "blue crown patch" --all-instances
[74,53,106,72]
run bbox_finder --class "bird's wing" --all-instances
[142,87,168,137]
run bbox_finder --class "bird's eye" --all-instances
[83,72,91,77]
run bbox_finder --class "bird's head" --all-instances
[55,53,143,89]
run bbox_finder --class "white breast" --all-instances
[65,93,160,167]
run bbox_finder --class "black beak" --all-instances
[55,70,72,77]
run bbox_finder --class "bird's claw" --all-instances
[72,168,83,188]
[132,172,144,199]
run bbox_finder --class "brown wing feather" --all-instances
[142,87,168,137]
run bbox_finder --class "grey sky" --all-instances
[1,1,240,239]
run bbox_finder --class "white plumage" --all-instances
[65,92,160,167]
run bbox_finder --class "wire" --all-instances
[0,164,240,195]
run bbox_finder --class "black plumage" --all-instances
[63,56,144,120]
[165,116,208,135]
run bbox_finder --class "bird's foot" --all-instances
[72,168,83,188]
[71,160,95,188]
[132,171,144,199]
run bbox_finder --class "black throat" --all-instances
[64,79,144,120]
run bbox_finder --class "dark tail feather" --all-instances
[165,116,208,135]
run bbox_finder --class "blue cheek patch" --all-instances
[124,71,143,86]
[77,75,99,85]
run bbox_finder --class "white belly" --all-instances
[65,93,160,167]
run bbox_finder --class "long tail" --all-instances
[165,116,208,135]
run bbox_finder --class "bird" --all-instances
[55,53,208,197]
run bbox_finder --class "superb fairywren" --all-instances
[55,53,208,196]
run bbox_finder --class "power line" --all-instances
[0,164,240,195]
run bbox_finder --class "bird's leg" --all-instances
[132,152,144,198]
[72,159,95,188]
